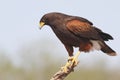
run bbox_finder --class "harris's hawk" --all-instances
[39,12,116,72]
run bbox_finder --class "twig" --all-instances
[50,61,79,80]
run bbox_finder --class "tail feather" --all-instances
[99,41,117,56]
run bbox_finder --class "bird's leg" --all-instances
[61,57,72,73]
[61,51,80,73]
[71,51,80,66]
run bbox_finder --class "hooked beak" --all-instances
[39,22,45,29]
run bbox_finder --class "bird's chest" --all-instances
[52,27,80,46]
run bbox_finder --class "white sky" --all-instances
[0,0,120,67]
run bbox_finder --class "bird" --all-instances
[39,12,116,72]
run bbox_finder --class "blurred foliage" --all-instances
[0,39,120,80]
[0,52,120,80]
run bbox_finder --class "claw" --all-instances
[61,51,80,73]
[61,61,70,73]
[68,56,74,62]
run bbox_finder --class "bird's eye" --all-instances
[41,19,45,22]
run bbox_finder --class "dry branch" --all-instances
[50,51,80,80]
[50,61,79,80]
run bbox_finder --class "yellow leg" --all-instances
[61,51,80,73]
[61,60,71,73]
[71,51,80,66]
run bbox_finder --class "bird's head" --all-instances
[39,12,68,29]
[39,14,49,29]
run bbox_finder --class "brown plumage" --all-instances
[39,12,116,56]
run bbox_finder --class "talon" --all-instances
[67,55,79,66]
[61,51,80,73]
[68,56,74,62]
[61,61,70,73]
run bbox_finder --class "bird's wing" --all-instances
[66,19,101,40]
[93,27,113,41]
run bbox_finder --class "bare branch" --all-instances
[50,61,79,80]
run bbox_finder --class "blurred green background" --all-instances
[0,39,120,80]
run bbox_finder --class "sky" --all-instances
[0,0,120,67]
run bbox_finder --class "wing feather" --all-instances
[66,19,102,40]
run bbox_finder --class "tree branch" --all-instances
[50,61,79,80]
[50,51,80,80]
